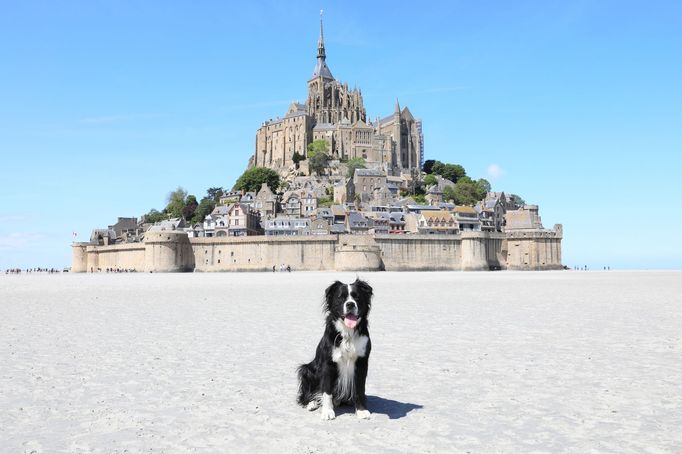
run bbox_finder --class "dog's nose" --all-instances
[344,301,357,311]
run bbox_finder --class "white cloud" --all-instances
[487,164,505,179]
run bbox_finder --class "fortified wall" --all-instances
[72,229,562,272]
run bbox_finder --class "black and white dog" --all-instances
[297,279,373,420]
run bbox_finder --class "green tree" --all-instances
[166,187,188,218]
[234,167,280,193]
[423,159,438,174]
[433,163,466,183]
[206,187,224,203]
[307,139,329,156]
[292,151,305,168]
[143,208,167,224]
[442,177,485,206]
[309,151,329,175]
[423,174,438,188]
[442,186,456,203]
[346,157,366,177]
[192,197,215,223]
[509,194,526,208]
[182,195,198,221]
[476,178,491,195]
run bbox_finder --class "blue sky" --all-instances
[1,0,681,269]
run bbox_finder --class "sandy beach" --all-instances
[1,270,681,453]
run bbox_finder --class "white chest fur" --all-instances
[331,321,369,401]
[332,333,369,363]
[332,319,369,363]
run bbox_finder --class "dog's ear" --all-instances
[354,278,373,303]
[323,280,343,313]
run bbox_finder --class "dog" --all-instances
[297,278,373,420]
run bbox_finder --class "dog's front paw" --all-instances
[356,409,371,419]
[320,407,336,420]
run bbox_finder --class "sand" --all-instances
[1,270,681,453]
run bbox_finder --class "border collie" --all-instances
[297,279,373,420]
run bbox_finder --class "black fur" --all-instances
[297,279,373,417]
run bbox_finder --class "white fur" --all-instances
[306,398,320,411]
[346,284,356,305]
[320,392,335,420]
[331,320,369,402]
[356,409,371,419]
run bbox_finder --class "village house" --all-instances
[225,203,262,236]
[282,192,302,217]
[254,183,277,219]
[219,190,242,205]
[312,207,334,224]
[365,211,390,234]
[108,217,141,242]
[301,191,318,216]
[347,169,389,204]
[330,204,347,226]
[454,206,481,231]
[417,210,458,235]
[239,191,257,208]
[309,218,331,235]
[263,217,310,236]
[346,211,371,234]
[388,211,407,233]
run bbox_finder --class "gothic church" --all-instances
[251,14,424,176]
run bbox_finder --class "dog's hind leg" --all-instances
[306,397,321,411]
[305,392,321,411]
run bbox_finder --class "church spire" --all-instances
[318,9,326,60]
[310,9,333,80]
[395,98,401,114]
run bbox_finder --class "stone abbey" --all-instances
[250,13,424,174]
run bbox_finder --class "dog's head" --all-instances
[324,278,373,330]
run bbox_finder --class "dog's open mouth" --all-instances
[344,314,358,329]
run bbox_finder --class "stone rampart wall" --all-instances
[190,235,338,272]
[72,229,563,272]
[86,243,146,272]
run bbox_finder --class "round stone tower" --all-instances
[143,230,194,272]
[460,232,489,271]
[334,236,384,271]
[71,243,88,273]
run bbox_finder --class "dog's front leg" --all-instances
[354,356,370,419]
[320,364,336,420]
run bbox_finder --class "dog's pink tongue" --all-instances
[344,315,358,329]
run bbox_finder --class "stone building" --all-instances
[417,211,458,235]
[251,13,423,175]
[254,183,277,219]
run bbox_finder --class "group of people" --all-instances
[273,264,292,272]
[5,267,62,274]
[89,267,137,273]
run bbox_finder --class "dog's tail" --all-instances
[297,362,318,407]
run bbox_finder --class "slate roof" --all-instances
[311,58,334,80]
[354,169,385,177]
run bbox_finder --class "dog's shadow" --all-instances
[367,395,422,419]
[336,396,422,419]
